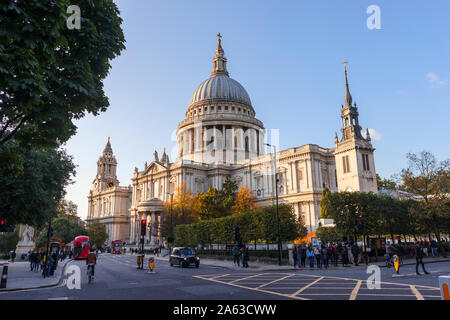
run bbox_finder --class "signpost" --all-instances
[393,254,400,274]
[147,257,155,273]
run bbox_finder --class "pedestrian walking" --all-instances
[341,244,348,266]
[414,242,429,275]
[244,247,249,268]
[293,246,298,268]
[430,239,438,257]
[301,245,306,268]
[351,243,360,266]
[332,243,338,267]
[296,245,303,269]
[306,246,315,268]
[232,246,240,266]
[314,246,321,269]
[321,246,328,269]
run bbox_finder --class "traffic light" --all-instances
[0,218,14,232]
[140,219,147,236]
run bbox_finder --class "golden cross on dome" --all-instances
[217,32,222,39]
[343,60,349,65]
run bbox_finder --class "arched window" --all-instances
[234,136,238,149]
[345,118,349,126]
[245,136,249,152]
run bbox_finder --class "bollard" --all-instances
[147,257,155,273]
[439,275,450,300]
[1,262,8,288]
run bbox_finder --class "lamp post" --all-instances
[266,143,282,266]
[166,192,174,252]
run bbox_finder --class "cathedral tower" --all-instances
[333,65,378,193]
[93,137,120,192]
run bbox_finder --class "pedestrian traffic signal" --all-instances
[0,218,14,232]
[141,219,147,236]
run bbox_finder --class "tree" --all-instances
[320,186,331,218]
[400,151,450,245]
[57,199,79,223]
[376,174,397,190]
[0,0,126,152]
[232,183,260,214]
[0,227,19,254]
[161,182,199,241]
[316,226,343,244]
[260,204,307,243]
[35,217,87,247]
[87,221,108,249]
[0,141,76,226]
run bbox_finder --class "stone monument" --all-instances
[15,224,36,256]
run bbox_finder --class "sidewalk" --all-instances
[155,255,450,271]
[0,259,71,292]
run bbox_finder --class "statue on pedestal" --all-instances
[15,224,36,256]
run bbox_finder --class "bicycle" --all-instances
[385,254,403,268]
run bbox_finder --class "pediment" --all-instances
[143,161,167,175]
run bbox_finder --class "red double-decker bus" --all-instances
[74,236,89,259]
[111,240,123,254]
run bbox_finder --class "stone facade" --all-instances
[86,138,132,244]
[87,36,377,245]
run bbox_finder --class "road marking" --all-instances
[291,276,324,297]
[349,280,362,300]
[410,285,424,300]
[229,273,263,284]
[209,274,231,280]
[257,274,295,289]
[194,275,309,300]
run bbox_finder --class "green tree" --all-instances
[87,221,108,249]
[35,217,87,247]
[320,186,331,218]
[0,0,126,153]
[376,174,397,190]
[0,227,19,254]
[0,141,76,226]
[400,151,450,246]
[57,199,79,223]
[316,226,343,244]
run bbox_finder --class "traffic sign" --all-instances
[393,254,400,273]
[148,257,155,272]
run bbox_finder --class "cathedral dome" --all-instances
[190,75,252,108]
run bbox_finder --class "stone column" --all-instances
[150,211,156,245]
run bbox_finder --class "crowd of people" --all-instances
[26,249,72,277]
[292,242,366,269]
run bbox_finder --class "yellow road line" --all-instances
[229,273,264,284]
[349,280,362,300]
[257,274,295,289]
[192,275,310,300]
[410,285,424,300]
[291,277,324,297]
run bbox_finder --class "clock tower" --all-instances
[93,137,120,192]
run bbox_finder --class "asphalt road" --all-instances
[0,254,447,300]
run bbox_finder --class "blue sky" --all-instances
[65,0,450,219]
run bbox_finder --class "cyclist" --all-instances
[86,249,97,280]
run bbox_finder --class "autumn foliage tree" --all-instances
[161,182,199,241]
[232,183,259,214]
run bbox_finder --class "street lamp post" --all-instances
[266,143,282,266]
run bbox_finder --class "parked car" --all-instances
[169,247,200,268]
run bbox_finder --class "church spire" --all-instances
[211,33,229,77]
[344,62,353,108]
